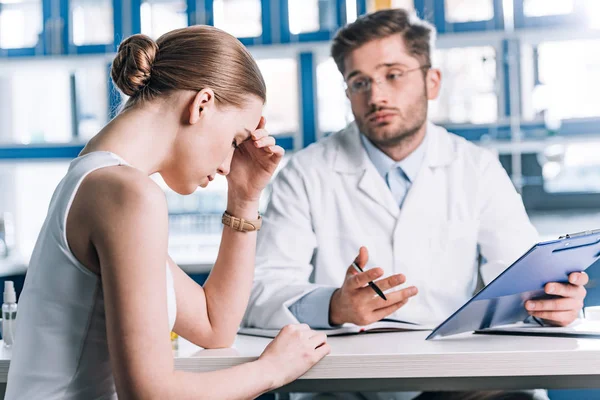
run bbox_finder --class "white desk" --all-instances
[1,332,599,392]
[171,331,600,393]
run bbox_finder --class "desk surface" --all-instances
[172,331,600,392]
[1,331,600,391]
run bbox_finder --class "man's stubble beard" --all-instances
[356,86,429,149]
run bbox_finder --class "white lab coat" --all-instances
[244,121,539,330]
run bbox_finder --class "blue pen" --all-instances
[351,262,387,300]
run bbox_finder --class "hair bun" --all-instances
[111,34,158,96]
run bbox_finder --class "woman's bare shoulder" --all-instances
[77,165,167,224]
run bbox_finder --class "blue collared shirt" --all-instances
[288,131,428,328]
[360,133,426,206]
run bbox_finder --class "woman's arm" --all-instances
[167,200,261,349]
[185,119,285,347]
[168,200,261,349]
[199,197,260,346]
[90,171,328,399]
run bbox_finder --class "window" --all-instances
[429,46,498,124]
[583,0,600,30]
[316,57,353,135]
[141,0,188,40]
[523,40,600,122]
[213,0,262,38]
[288,0,336,34]
[445,0,494,23]
[540,142,600,194]
[0,162,71,259]
[71,0,113,46]
[0,60,112,145]
[256,58,299,135]
[523,0,574,17]
[345,0,357,23]
[161,172,228,237]
[367,0,414,13]
[74,67,109,141]
[0,63,72,144]
[0,0,42,49]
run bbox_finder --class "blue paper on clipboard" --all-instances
[427,229,600,340]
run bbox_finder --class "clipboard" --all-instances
[427,229,600,340]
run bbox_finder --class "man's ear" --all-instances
[426,68,442,100]
[189,88,215,125]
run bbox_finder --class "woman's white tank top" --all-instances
[5,151,177,399]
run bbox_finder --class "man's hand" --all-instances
[329,246,418,326]
[525,272,588,326]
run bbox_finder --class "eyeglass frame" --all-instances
[345,64,432,95]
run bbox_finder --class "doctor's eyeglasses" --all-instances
[345,64,431,95]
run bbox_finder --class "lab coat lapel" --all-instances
[357,165,400,219]
[333,123,399,219]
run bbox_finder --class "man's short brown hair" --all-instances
[331,8,435,76]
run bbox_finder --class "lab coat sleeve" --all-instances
[477,153,540,284]
[242,159,337,329]
[288,287,338,328]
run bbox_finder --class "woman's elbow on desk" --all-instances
[198,331,237,349]
[174,322,237,349]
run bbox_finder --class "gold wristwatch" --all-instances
[221,211,262,232]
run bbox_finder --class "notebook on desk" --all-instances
[427,229,600,340]
[239,318,433,338]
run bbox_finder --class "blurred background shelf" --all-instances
[1,0,599,263]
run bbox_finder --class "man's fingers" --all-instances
[372,273,406,291]
[349,268,384,290]
[345,247,369,279]
[544,282,586,299]
[372,299,409,321]
[569,271,589,286]
[526,297,584,312]
[371,286,418,309]
[354,246,369,268]
[530,311,579,327]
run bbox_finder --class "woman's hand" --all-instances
[227,117,284,205]
[256,324,330,390]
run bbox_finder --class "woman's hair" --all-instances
[110,26,266,110]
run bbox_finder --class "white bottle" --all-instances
[2,281,17,348]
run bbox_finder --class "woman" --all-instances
[6,26,329,399]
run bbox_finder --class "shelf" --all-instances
[0,143,85,160]
[0,135,295,160]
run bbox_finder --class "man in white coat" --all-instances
[243,8,588,400]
